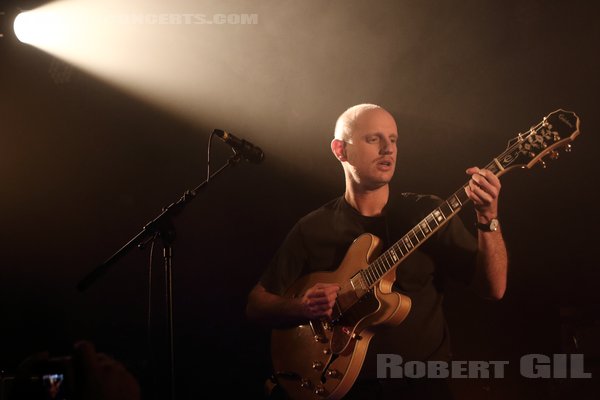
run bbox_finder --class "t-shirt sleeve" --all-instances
[259,223,307,296]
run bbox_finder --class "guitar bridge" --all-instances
[309,320,329,342]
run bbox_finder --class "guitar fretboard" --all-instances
[361,161,503,288]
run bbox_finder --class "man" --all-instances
[247,104,507,399]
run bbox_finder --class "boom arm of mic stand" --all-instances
[77,153,242,292]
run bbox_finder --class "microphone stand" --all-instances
[77,151,244,400]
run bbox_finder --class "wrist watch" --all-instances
[476,218,499,232]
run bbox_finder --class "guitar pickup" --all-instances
[350,271,368,292]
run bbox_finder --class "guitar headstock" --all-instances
[496,109,580,174]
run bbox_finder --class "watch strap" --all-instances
[476,218,499,232]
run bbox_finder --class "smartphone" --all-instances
[38,357,74,400]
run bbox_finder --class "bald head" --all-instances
[331,103,398,193]
[334,103,388,142]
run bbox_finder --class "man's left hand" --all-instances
[465,167,501,220]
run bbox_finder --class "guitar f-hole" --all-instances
[320,353,339,383]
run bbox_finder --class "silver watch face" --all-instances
[489,218,499,231]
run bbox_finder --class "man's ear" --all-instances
[331,139,347,162]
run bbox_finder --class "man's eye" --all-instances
[367,137,379,143]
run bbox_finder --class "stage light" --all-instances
[13,8,72,47]
[13,11,34,43]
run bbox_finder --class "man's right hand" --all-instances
[300,283,340,319]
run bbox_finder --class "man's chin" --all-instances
[362,178,392,191]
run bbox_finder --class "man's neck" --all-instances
[344,184,389,217]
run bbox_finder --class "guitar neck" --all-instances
[361,108,581,288]
[362,159,503,288]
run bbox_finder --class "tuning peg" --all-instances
[565,144,572,153]
[550,150,560,160]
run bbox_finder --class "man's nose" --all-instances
[380,139,394,154]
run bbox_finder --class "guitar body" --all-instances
[271,233,412,400]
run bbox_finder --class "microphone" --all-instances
[213,129,265,163]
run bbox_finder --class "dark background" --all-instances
[1,0,598,399]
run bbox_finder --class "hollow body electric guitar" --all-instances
[270,110,581,399]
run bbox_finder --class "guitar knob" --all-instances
[314,335,326,343]
[314,385,326,396]
[312,361,323,370]
[540,160,547,169]
[550,150,560,160]
[300,379,312,389]
[565,144,572,153]
[326,369,340,378]
[323,348,331,355]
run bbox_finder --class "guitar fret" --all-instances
[411,231,420,243]
[375,258,384,277]
[419,220,431,235]
[394,243,405,257]
[493,158,505,171]
[432,209,445,224]
[487,163,501,175]
[386,254,394,270]
[440,202,453,218]
[368,267,375,282]
[379,257,388,274]
[448,195,461,211]
[363,270,371,286]
[446,200,455,212]
[383,253,392,270]
[398,241,407,254]
[390,248,399,262]
[380,258,389,277]
[458,188,470,206]
[414,226,425,241]
[367,264,375,282]
[454,193,463,206]
[367,266,375,284]
[426,214,438,228]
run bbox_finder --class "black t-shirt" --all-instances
[260,192,477,376]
